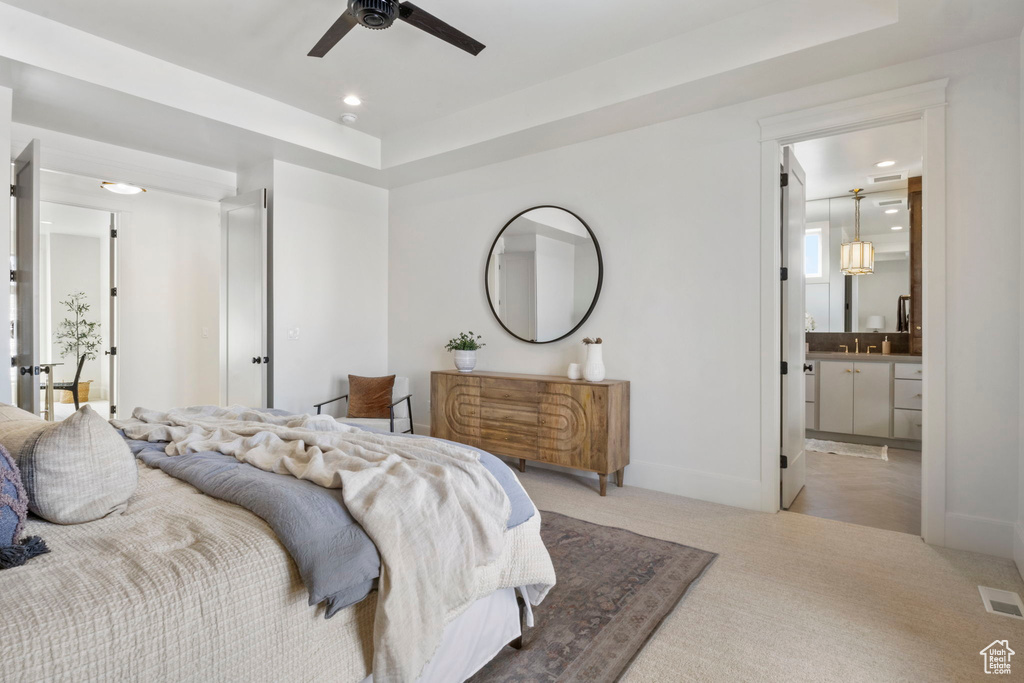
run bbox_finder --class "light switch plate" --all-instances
[288,328,300,340]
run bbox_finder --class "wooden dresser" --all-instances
[430,370,630,496]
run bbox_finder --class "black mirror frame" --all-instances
[484,205,604,345]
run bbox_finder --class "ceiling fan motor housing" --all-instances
[348,0,398,29]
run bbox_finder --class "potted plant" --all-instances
[445,331,485,373]
[582,337,605,382]
[54,292,102,402]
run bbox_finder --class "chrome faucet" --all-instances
[839,345,849,353]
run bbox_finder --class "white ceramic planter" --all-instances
[454,350,477,373]
[583,344,605,382]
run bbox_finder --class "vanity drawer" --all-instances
[893,409,923,440]
[895,363,923,380]
[894,379,923,410]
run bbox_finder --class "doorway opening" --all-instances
[38,202,117,421]
[777,120,928,536]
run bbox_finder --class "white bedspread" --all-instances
[3,462,555,682]
[113,405,519,683]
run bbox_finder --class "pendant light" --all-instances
[840,188,874,275]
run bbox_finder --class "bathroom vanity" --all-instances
[805,352,922,445]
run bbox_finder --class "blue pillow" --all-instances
[0,444,48,569]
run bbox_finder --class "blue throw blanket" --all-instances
[125,430,533,618]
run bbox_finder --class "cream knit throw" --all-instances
[114,405,511,683]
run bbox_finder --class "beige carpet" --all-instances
[516,467,1024,682]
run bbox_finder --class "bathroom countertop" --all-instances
[806,352,922,363]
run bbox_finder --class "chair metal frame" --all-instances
[313,393,414,434]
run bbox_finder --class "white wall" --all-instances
[390,38,1023,556]
[270,161,389,415]
[1016,26,1024,579]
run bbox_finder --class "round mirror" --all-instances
[485,206,603,344]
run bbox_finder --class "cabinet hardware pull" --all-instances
[504,393,510,398]
[915,393,922,398]
[855,369,861,373]
[845,369,852,373]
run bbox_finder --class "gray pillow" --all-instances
[0,404,137,524]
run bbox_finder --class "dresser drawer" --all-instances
[893,408,922,440]
[895,363,923,380]
[894,379,923,410]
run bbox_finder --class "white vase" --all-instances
[583,344,605,382]
[454,350,477,373]
[567,363,581,380]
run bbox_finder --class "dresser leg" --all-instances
[599,474,607,497]
[518,459,526,473]
[616,468,625,487]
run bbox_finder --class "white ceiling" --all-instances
[793,120,922,201]
[0,0,776,137]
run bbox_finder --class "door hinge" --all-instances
[110,228,118,238]
[111,287,117,297]
[780,172,789,188]
[9,270,15,283]
[109,405,117,418]
[9,184,15,197]
[10,357,15,368]
[781,361,789,375]
[780,266,789,281]
[781,454,789,469]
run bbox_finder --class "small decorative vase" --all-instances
[567,363,581,380]
[583,344,605,382]
[454,350,477,373]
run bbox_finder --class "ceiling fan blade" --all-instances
[398,2,485,56]
[308,12,359,58]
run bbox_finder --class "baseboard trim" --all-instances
[944,512,1016,559]
[1014,522,1024,582]
[494,455,763,511]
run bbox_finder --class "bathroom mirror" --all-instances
[804,191,911,333]
[485,206,603,344]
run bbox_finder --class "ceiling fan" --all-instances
[309,0,485,58]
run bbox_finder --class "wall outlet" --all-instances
[288,328,300,340]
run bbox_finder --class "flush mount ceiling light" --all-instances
[343,95,362,106]
[885,208,899,214]
[101,182,146,195]
[891,225,904,231]
[340,113,358,124]
[840,188,874,276]
[875,160,896,168]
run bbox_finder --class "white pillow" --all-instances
[0,403,137,524]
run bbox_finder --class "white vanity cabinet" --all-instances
[818,361,891,437]
[808,355,922,443]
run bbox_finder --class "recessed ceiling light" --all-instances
[885,208,899,214]
[343,95,362,107]
[340,113,358,124]
[41,221,52,225]
[101,182,145,195]
[875,160,896,168]
[891,225,904,231]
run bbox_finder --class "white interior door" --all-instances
[221,189,268,408]
[781,146,807,509]
[107,213,119,418]
[501,252,536,342]
[14,140,41,414]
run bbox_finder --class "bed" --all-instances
[0,408,556,682]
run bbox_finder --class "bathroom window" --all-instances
[804,228,823,279]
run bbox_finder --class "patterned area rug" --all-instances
[469,511,717,682]
[806,438,888,461]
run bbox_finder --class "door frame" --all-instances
[756,79,948,547]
